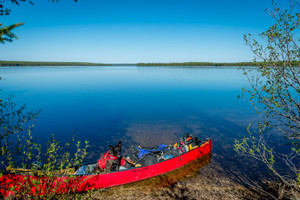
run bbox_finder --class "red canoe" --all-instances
[0,139,212,198]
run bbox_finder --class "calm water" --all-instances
[1,66,263,180]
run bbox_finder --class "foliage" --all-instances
[0,95,38,141]
[0,129,90,199]
[0,22,23,43]
[0,0,33,16]
[0,0,77,16]
[234,0,300,199]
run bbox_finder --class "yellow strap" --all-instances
[200,141,209,147]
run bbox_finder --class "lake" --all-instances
[0,66,265,181]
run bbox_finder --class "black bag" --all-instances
[137,153,158,166]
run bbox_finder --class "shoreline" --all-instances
[0,61,259,67]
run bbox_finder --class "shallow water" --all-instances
[0,66,263,180]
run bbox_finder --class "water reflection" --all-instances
[98,154,212,196]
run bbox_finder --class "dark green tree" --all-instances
[235,0,300,199]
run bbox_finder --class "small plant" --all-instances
[1,130,90,199]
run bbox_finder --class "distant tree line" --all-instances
[137,61,300,67]
[0,61,112,66]
[136,62,263,66]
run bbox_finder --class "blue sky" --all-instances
[0,0,279,63]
